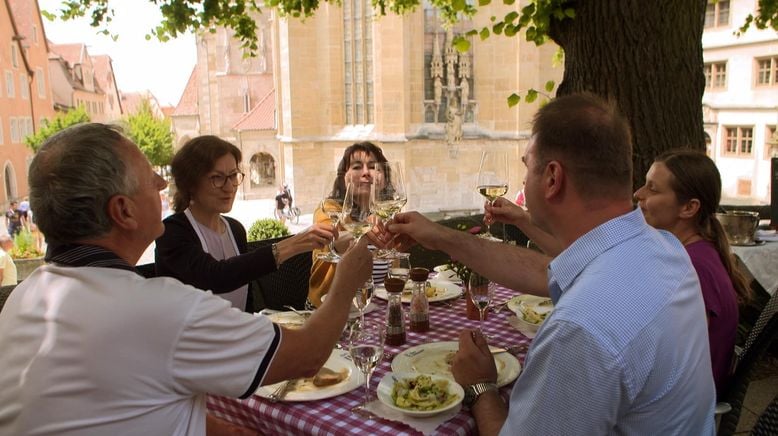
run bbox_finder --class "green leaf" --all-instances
[504,11,518,23]
[453,36,471,52]
[507,93,521,107]
[479,27,490,40]
[452,0,467,12]
[564,8,576,18]
[526,89,538,103]
[466,29,479,37]
[493,22,505,34]
[478,0,491,6]
[544,80,555,92]
[504,24,517,37]
[503,0,515,5]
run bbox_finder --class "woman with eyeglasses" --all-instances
[155,135,336,311]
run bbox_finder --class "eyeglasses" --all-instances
[209,172,245,188]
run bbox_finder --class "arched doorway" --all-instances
[249,152,275,188]
[4,163,17,203]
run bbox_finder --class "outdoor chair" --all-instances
[716,299,778,436]
[0,285,16,312]
[247,236,312,312]
[751,393,778,436]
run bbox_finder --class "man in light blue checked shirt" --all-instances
[389,93,715,435]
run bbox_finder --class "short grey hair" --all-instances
[28,123,139,243]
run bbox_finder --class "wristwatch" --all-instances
[463,382,498,408]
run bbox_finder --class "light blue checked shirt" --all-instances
[500,208,715,435]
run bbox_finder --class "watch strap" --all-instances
[463,382,498,408]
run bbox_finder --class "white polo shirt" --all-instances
[0,264,279,436]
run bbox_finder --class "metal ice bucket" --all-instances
[715,211,760,245]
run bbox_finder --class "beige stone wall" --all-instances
[285,138,529,216]
[176,4,561,214]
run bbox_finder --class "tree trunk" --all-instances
[549,0,707,190]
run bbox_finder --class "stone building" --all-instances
[702,0,778,203]
[171,2,561,214]
[47,43,108,121]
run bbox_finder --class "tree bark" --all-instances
[549,0,707,189]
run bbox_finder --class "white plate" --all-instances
[374,280,463,304]
[377,372,464,417]
[265,311,312,329]
[391,341,521,388]
[255,349,362,401]
[506,294,554,324]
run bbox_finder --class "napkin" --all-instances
[756,229,778,242]
[506,315,537,339]
[362,399,461,435]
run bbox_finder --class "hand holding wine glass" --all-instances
[349,320,385,415]
[477,151,509,240]
[372,162,407,258]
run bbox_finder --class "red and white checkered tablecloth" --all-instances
[207,285,531,435]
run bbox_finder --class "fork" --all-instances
[268,380,294,402]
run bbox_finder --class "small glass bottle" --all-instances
[409,267,430,333]
[383,277,406,346]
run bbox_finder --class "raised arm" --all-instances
[388,212,551,296]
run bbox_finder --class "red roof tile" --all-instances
[49,42,86,66]
[173,66,198,116]
[233,89,276,131]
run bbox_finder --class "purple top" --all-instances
[686,240,739,396]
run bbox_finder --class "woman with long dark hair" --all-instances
[635,150,749,396]
[307,141,389,308]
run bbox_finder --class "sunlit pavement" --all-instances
[137,199,313,265]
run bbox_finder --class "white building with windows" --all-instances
[702,0,778,203]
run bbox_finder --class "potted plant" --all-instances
[10,229,45,282]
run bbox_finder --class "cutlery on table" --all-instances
[489,344,527,355]
[268,379,295,402]
[283,305,311,319]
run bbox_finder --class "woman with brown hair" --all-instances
[307,141,389,308]
[155,135,336,312]
[634,150,749,396]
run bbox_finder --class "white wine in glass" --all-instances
[341,181,374,243]
[372,162,407,258]
[317,172,345,263]
[477,151,509,240]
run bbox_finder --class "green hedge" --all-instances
[248,219,291,242]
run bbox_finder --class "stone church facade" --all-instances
[171,2,561,214]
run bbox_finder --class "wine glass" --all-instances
[476,151,509,240]
[468,271,495,332]
[372,162,407,258]
[317,172,346,263]
[341,180,374,243]
[387,254,410,285]
[349,320,385,414]
[353,278,375,328]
